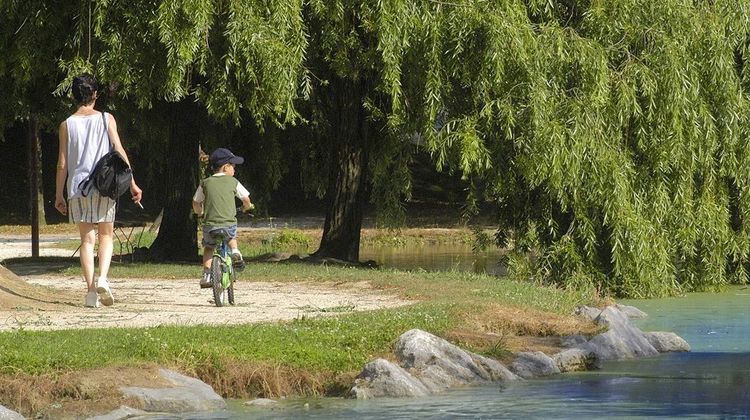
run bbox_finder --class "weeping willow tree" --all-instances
[53,0,308,261]
[376,0,750,297]
[7,0,750,295]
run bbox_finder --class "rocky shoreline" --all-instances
[0,304,689,419]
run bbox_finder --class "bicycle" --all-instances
[206,227,238,307]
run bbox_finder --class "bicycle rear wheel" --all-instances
[210,255,225,307]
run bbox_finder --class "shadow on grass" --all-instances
[2,256,81,276]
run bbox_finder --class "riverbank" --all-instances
[0,226,601,418]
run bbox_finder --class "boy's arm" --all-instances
[192,184,204,216]
[240,196,253,212]
[236,181,254,212]
[192,200,203,216]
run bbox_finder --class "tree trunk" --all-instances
[313,77,369,262]
[27,116,43,257]
[149,100,200,262]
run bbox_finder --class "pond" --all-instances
[359,243,506,276]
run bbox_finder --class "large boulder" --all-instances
[349,329,518,399]
[509,351,560,378]
[395,329,518,392]
[581,306,659,360]
[0,405,24,420]
[119,369,226,413]
[644,331,691,352]
[349,359,431,399]
[615,304,649,319]
[86,405,147,420]
[553,348,599,372]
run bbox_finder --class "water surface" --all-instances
[360,243,505,275]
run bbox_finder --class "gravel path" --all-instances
[0,235,410,332]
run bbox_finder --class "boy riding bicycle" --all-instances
[192,148,254,288]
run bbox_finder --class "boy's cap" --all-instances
[210,148,244,168]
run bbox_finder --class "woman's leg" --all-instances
[78,222,97,292]
[97,222,114,279]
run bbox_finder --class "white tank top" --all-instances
[66,112,112,198]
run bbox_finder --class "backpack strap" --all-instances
[101,111,113,151]
[78,112,114,198]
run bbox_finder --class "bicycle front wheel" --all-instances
[227,281,235,305]
[210,255,225,307]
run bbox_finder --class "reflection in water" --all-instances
[359,243,506,276]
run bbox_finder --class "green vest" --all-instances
[201,175,238,228]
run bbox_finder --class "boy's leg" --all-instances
[227,237,245,271]
[203,246,213,269]
[200,246,214,288]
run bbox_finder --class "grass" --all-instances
[0,304,454,375]
[1,260,598,372]
[48,226,488,256]
[0,225,603,417]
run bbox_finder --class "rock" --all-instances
[395,329,518,392]
[616,304,649,319]
[120,368,226,413]
[245,398,280,407]
[86,405,148,420]
[349,358,431,399]
[644,331,691,352]
[553,348,599,372]
[583,306,659,360]
[561,334,589,348]
[509,351,560,378]
[349,303,691,400]
[575,305,602,322]
[0,405,24,420]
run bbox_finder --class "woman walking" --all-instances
[54,74,143,308]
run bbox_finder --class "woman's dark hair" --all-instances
[71,74,98,105]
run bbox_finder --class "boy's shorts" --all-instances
[202,224,238,247]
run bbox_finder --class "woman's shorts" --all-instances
[68,192,116,224]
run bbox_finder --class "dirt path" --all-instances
[0,269,410,331]
[0,235,410,331]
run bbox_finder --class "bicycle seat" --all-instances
[208,228,232,242]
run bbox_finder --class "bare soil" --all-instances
[0,263,410,331]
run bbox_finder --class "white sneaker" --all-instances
[199,271,212,289]
[96,277,114,306]
[85,291,99,308]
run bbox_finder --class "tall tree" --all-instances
[77,0,308,261]
[0,1,88,245]
[406,0,750,297]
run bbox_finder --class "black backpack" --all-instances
[78,113,133,200]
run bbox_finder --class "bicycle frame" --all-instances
[214,237,233,289]
[208,228,236,306]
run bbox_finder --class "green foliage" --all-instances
[397,0,750,297]
[7,0,750,296]
[91,0,306,124]
[263,228,312,250]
